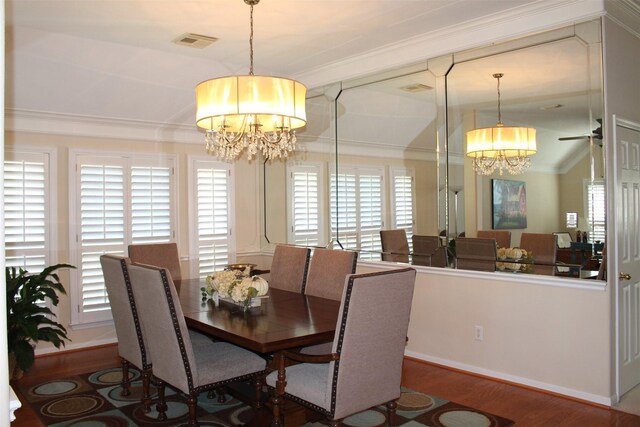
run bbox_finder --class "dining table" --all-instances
[177,278,341,354]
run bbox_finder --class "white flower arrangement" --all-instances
[201,267,269,310]
[496,247,534,272]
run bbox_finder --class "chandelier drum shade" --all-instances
[195,0,307,161]
[466,73,536,175]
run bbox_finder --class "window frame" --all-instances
[286,162,326,247]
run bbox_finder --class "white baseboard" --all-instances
[35,337,118,357]
[405,350,612,406]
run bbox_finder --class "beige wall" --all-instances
[5,130,263,352]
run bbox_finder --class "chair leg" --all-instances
[254,376,263,409]
[207,390,215,399]
[386,400,398,427]
[270,389,283,427]
[141,366,152,413]
[187,393,199,427]
[120,358,131,397]
[216,386,227,403]
[329,419,342,427]
[156,379,168,421]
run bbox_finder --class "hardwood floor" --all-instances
[10,345,640,426]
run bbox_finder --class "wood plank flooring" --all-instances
[10,345,640,426]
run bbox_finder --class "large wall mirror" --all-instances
[262,19,605,280]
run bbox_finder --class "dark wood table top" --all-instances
[177,278,341,354]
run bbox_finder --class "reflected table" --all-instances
[177,278,341,354]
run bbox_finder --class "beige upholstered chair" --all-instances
[411,235,447,267]
[477,230,511,249]
[100,255,214,414]
[519,233,557,276]
[128,243,182,282]
[380,229,410,263]
[267,245,311,293]
[267,268,416,427]
[100,254,153,412]
[300,248,358,356]
[304,248,358,301]
[128,263,267,425]
[455,237,497,272]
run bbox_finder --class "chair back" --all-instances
[520,233,557,275]
[100,255,150,369]
[128,243,182,282]
[304,249,358,301]
[380,229,409,263]
[477,230,511,249]
[455,237,497,272]
[329,268,416,420]
[411,235,447,267]
[268,245,311,293]
[128,263,197,394]
[597,244,607,280]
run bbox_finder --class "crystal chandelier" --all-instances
[195,0,307,161]
[466,73,536,175]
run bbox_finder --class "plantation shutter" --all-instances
[330,167,384,258]
[586,181,606,243]
[4,153,50,272]
[71,154,177,325]
[79,159,126,316]
[131,165,172,243]
[392,170,415,249]
[195,162,231,278]
[289,165,320,246]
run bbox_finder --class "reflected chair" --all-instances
[128,243,182,282]
[267,268,417,427]
[519,233,557,276]
[411,235,447,267]
[477,230,511,249]
[596,244,607,280]
[128,263,267,426]
[380,229,410,263]
[455,237,497,272]
[266,245,311,293]
[301,248,358,355]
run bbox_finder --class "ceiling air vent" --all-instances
[399,83,432,93]
[173,33,218,49]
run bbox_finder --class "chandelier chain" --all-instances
[494,73,503,125]
[249,4,254,75]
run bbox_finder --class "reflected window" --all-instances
[586,180,606,243]
[331,166,384,258]
[391,168,415,250]
[287,163,323,246]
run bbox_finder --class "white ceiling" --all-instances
[5,0,617,172]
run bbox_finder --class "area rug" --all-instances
[16,367,514,426]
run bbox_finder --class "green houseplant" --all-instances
[7,264,74,377]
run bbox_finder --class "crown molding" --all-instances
[5,108,202,145]
[295,0,605,89]
[605,0,640,38]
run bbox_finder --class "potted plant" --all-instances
[6,263,74,378]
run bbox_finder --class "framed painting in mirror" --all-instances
[492,179,527,230]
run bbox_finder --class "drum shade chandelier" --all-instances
[196,0,307,161]
[466,73,536,175]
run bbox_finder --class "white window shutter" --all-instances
[587,181,606,243]
[196,165,231,278]
[289,166,320,246]
[392,171,415,249]
[131,166,172,243]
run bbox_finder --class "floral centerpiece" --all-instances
[496,247,534,273]
[201,267,269,311]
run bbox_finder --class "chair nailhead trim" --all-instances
[119,257,150,369]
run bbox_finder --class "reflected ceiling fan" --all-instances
[559,119,603,145]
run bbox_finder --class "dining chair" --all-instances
[411,235,447,267]
[455,237,497,272]
[477,230,511,249]
[127,262,267,426]
[266,244,311,293]
[300,248,358,356]
[519,233,557,276]
[100,255,215,414]
[267,268,417,427]
[303,248,358,301]
[128,242,182,282]
[380,229,410,263]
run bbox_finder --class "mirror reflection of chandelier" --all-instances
[466,73,536,175]
[195,0,307,161]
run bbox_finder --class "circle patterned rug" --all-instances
[16,369,514,426]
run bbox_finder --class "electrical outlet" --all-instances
[474,325,484,341]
